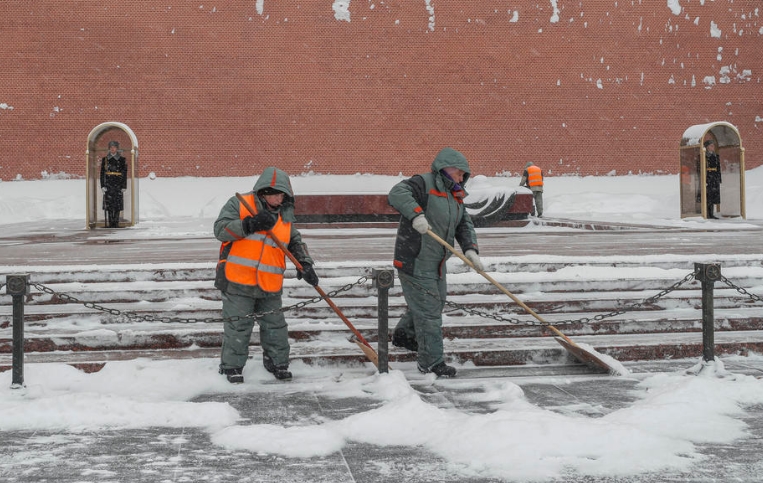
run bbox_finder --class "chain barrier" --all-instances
[26,276,369,325]
[720,275,763,305]
[8,268,763,328]
[408,268,699,327]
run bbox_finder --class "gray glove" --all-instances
[411,215,430,234]
[464,250,484,271]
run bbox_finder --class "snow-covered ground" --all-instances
[1,166,761,229]
[2,169,763,481]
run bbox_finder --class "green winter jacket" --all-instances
[214,166,313,297]
[388,147,479,279]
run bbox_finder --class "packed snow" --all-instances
[1,166,761,228]
[1,168,763,481]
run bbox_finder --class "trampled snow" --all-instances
[2,169,763,481]
[3,356,763,481]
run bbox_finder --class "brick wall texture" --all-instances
[1,1,761,180]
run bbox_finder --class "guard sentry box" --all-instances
[85,122,139,229]
[679,121,745,220]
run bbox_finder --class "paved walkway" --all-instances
[2,359,763,482]
[2,217,763,266]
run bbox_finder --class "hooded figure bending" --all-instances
[213,167,318,383]
[388,147,483,378]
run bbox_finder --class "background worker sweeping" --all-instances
[213,166,319,383]
[520,161,544,218]
[388,147,483,377]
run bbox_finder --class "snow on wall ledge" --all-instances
[0,1,760,180]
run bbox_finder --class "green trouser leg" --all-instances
[533,191,543,217]
[397,271,447,369]
[221,292,290,369]
[394,308,416,340]
[256,295,290,367]
[220,291,256,370]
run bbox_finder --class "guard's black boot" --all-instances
[417,361,457,378]
[263,356,292,381]
[392,328,418,352]
[219,367,244,384]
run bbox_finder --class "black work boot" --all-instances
[263,356,292,381]
[392,328,418,352]
[417,361,457,378]
[219,367,244,384]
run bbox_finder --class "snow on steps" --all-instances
[2,258,763,372]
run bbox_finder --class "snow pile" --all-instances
[3,358,763,480]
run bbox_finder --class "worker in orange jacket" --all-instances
[213,167,318,383]
[520,161,544,218]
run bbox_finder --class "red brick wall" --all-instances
[1,1,760,180]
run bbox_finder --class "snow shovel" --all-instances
[235,192,379,368]
[426,229,616,373]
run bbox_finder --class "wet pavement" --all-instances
[2,218,763,266]
[2,359,763,483]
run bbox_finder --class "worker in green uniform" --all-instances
[388,147,483,377]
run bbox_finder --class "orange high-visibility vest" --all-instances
[224,194,291,292]
[527,165,543,187]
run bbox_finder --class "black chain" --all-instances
[28,277,369,325]
[13,269,762,328]
[555,269,698,325]
[409,269,698,327]
[720,275,763,304]
[406,278,529,324]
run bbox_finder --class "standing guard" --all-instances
[703,139,722,219]
[99,140,127,228]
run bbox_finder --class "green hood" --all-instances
[430,147,471,188]
[251,167,296,221]
[252,166,295,199]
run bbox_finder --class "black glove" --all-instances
[297,263,319,286]
[242,212,276,235]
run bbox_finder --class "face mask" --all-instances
[440,169,462,191]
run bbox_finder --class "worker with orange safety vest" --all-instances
[213,167,318,383]
[520,161,544,218]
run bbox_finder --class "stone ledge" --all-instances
[295,192,534,226]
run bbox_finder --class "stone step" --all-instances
[7,253,763,283]
[3,330,763,374]
[3,258,761,371]
[3,283,760,325]
[5,263,760,296]
[3,306,762,355]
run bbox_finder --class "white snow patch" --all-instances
[425,0,435,31]
[667,0,682,16]
[333,1,351,22]
[550,0,560,23]
[710,20,722,38]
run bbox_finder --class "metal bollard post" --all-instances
[6,274,30,388]
[694,263,721,363]
[372,268,395,374]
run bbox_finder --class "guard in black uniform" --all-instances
[703,139,722,219]
[100,140,128,228]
